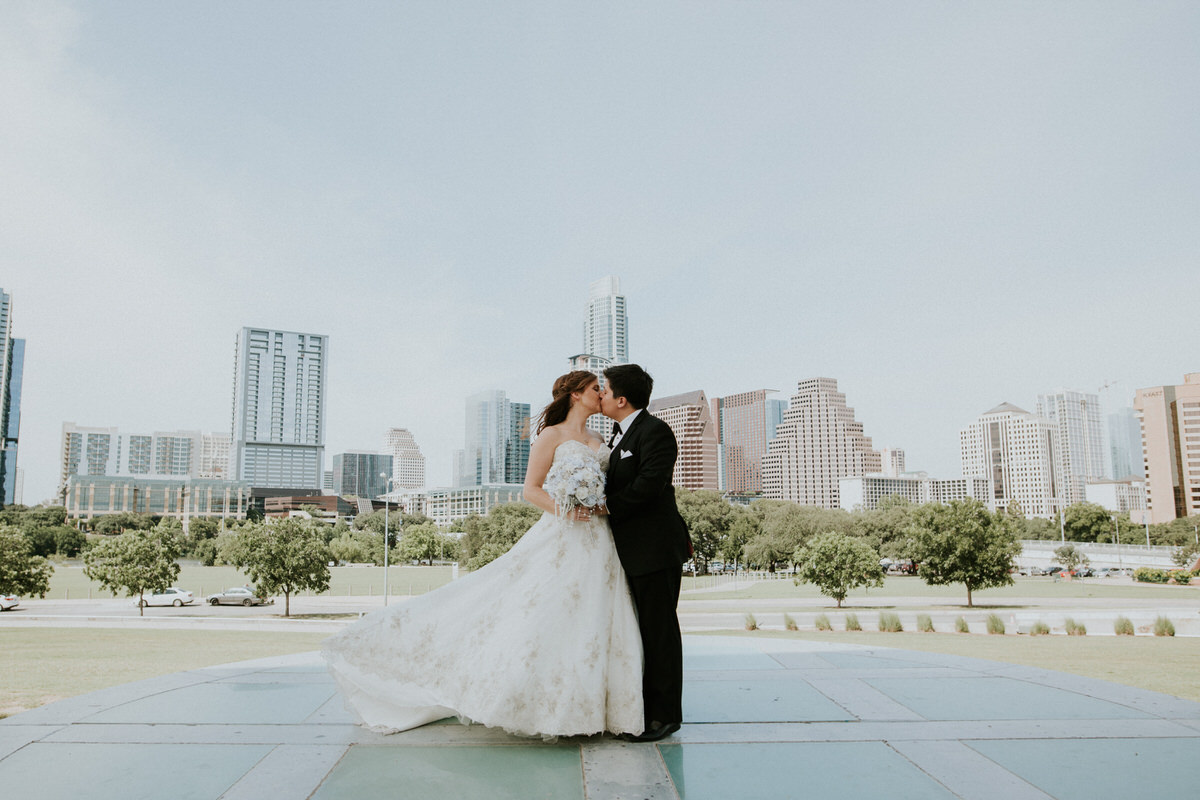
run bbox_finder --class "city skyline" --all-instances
[3,2,1199,504]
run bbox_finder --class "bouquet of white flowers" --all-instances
[544,450,606,517]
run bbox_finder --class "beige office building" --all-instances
[960,403,1059,518]
[1134,372,1200,523]
[762,378,881,509]
[383,427,426,490]
[648,390,719,491]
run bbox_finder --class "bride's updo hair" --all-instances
[536,370,598,434]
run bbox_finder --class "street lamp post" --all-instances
[380,473,391,606]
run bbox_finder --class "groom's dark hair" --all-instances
[604,364,653,410]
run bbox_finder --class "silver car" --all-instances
[1,594,18,611]
[206,586,272,606]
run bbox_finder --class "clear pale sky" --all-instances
[3,1,1198,504]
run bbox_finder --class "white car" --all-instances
[135,588,195,607]
[1,594,18,611]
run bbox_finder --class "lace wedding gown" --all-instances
[322,440,644,737]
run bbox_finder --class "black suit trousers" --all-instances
[626,566,683,726]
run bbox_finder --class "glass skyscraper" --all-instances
[582,276,628,364]
[231,327,328,489]
[454,390,530,487]
[0,289,23,507]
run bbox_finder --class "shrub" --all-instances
[1133,567,1171,584]
[1030,620,1050,636]
[744,613,758,631]
[986,613,1005,635]
[954,616,969,633]
[783,613,798,631]
[844,613,862,631]
[1154,616,1175,637]
[1114,616,1135,636]
[878,611,903,632]
[917,614,934,633]
[1064,617,1087,636]
[814,613,832,631]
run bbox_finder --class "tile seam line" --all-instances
[887,738,1049,800]
[302,742,355,800]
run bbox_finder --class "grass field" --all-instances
[39,562,456,600]
[681,574,1198,604]
[1,628,328,718]
[715,629,1200,703]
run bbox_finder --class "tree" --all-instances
[459,503,541,570]
[906,498,1022,607]
[221,519,331,617]
[1054,543,1090,573]
[328,529,375,564]
[720,505,760,565]
[398,522,442,564]
[1063,503,1114,543]
[676,489,734,571]
[1171,541,1200,569]
[92,511,157,535]
[0,523,54,598]
[794,531,884,608]
[83,524,183,616]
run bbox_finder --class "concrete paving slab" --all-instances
[219,744,348,800]
[3,635,1199,800]
[967,738,1200,800]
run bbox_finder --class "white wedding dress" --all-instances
[322,440,644,737]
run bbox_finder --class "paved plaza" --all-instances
[3,635,1199,799]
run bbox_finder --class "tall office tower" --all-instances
[1134,373,1200,523]
[960,403,1059,518]
[648,390,719,490]
[1036,389,1107,506]
[583,276,628,365]
[762,378,882,509]
[879,447,906,478]
[383,428,426,490]
[332,451,393,498]
[456,390,530,487]
[231,328,327,489]
[710,389,784,494]
[0,289,24,506]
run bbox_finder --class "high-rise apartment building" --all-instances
[231,328,327,489]
[840,475,991,511]
[582,276,628,365]
[1134,372,1200,523]
[710,390,784,494]
[332,451,393,498]
[1036,390,1106,506]
[960,402,1059,518]
[648,390,719,490]
[762,378,881,508]
[60,424,230,484]
[0,289,24,507]
[383,428,426,490]
[455,391,530,487]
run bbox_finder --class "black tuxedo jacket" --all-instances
[605,411,693,577]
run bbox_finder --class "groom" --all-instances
[599,364,693,742]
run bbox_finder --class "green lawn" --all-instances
[1,628,329,718]
[39,562,456,601]
[682,575,1198,604]
[712,629,1200,703]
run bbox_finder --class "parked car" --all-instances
[1,594,19,611]
[1074,566,1094,578]
[135,588,195,608]
[207,586,272,606]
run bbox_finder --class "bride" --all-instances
[322,370,644,738]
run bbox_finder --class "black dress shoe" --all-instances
[626,720,680,742]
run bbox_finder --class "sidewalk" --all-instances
[2,635,1199,799]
